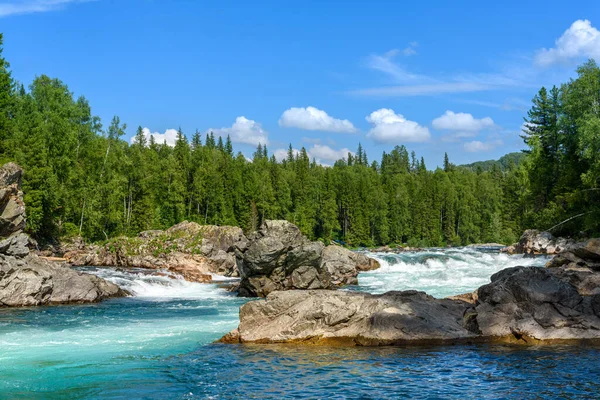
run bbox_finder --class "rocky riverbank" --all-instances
[0,163,127,307]
[221,238,600,345]
[502,229,577,255]
[60,219,380,295]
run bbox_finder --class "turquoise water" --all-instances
[1,251,599,399]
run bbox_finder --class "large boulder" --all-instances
[0,254,127,307]
[221,264,600,346]
[475,267,600,341]
[503,229,576,255]
[236,220,380,297]
[220,289,476,345]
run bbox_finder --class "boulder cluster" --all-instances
[63,219,380,297]
[222,239,600,345]
[0,163,126,307]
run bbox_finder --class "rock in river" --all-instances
[235,220,380,297]
[220,289,476,345]
[222,264,600,345]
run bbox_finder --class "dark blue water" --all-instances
[1,253,598,399]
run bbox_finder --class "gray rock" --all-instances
[321,246,379,286]
[544,238,600,296]
[236,221,380,297]
[475,266,600,341]
[0,163,26,238]
[503,229,577,255]
[0,233,30,258]
[220,289,476,345]
[0,163,22,187]
[0,254,127,307]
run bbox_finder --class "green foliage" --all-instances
[519,59,600,237]
[1,34,597,245]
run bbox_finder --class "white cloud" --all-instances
[351,82,490,97]
[308,144,352,163]
[402,42,418,56]
[432,111,495,132]
[209,116,268,146]
[463,140,503,152]
[357,49,532,97]
[441,131,478,143]
[279,106,357,133]
[0,0,93,17]
[367,50,430,84]
[535,19,600,66]
[131,127,179,147]
[365,108,431,143]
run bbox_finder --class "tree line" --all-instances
[0,34,598,246]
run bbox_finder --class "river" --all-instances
[1,249,599,399]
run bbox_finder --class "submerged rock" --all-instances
[236,220,380,297]
[220,289,476,345]
[503,229,576,255]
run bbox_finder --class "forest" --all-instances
[0,33,599,247]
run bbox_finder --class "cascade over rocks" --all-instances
[235,220,380,297]
[502,229,576,255]
[0,163,127,307]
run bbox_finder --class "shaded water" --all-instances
[1,250,598,399]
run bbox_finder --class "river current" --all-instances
[1,248,599,399]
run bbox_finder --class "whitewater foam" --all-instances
[80,267,235,300]
[358,247,550,298]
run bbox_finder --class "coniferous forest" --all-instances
[0,34,599,247]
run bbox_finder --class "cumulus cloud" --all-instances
[432,111,495,132]
[308,144,352,163]
[365,108,430,143]
[209,116,268,146]
[130,127,179,147]
[463,140,503,152]
[535,19,600,66]
[0,0,93,17]
[279,106,357,133]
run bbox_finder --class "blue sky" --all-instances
[2,0,600,166]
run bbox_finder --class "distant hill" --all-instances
[459,152,526,172]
